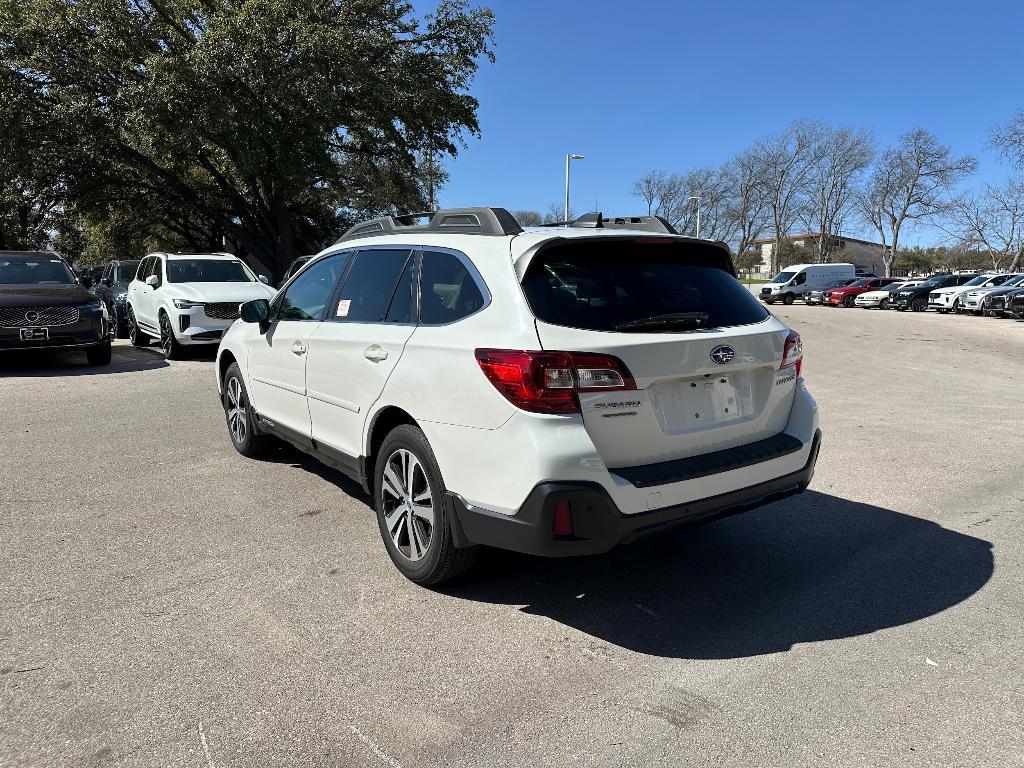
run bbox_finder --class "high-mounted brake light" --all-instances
[475,349,636,414]
[781,330,803,377]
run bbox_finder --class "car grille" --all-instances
[988,297,1004,309]
[760,287,771,295]
[0,305,80,327]
[204,302,241,320]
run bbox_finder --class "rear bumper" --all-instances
[450,428,822,557]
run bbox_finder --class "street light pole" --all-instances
[688,196,701,238]
[565,153,584,225]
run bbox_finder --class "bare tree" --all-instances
[990,109,1024,166]
[947,180,1024,271]
[632,171,667,216]
[512,209,544,227]
[800,126,874,262]
[543,203,576,224]
[753,120,827,274]
[725,149,771,265]
[857,128,977,276]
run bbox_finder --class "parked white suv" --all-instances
[928,273,1016,313]
[215,209,821,584]
[126,252,276,358]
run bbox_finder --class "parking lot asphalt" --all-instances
[2,306,1023,768]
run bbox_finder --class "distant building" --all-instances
[751,233,897,276]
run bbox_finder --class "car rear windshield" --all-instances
[166,259,255,283]
[521,240,768,332]
[0,257,76,285]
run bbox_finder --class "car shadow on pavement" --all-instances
[253,442,372,504]
[0,346,170,376]
[446,490,993,659]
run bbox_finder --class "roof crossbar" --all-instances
[541,211,679,234]
[336,207,523,243]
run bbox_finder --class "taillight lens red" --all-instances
[475,349,636,414]
[781,330,803,377]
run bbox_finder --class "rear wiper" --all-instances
[614,312,710,331]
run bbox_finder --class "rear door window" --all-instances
[521,240,768,332]
[333,249,413,323]
[420,250,486,324]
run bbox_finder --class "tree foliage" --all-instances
[1,0,494,278]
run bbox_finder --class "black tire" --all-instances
[880,298,889,310]
[911,297,928,312]
[127,306,149,346]
[952,298,961,314]
[159,311,184,360]
[222,362,271,458]
[86,340,112,366]
[843,295,856,308]
[782,293,795,305]
[374,424,479,585]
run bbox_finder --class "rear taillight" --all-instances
[474,349,636,414]
[781,330,803,377]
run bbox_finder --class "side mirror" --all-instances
[145,274,159,287]
[258,274,269,285]
[240,298,270,328]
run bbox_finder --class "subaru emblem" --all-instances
[710,345,735,365]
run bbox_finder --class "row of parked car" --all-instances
[759,262,1024,318]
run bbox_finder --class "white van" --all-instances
[759,263,857,305]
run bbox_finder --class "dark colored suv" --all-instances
[0,251,112,365]
[90,259,141,338]
[889,273,972,312]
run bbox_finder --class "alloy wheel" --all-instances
[380,448,435,561]
[160,315,173,357]
[128,310,138,343]
[225,376,247,445]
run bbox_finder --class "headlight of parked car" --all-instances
[173,299,205,309]
[114,290,128,302]
[82,301,103,314]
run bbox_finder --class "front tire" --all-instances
[86,341,112,366]
[782,293,795,305]
[222,363,271,458]
[911,297,928,312]
[374,424,478,585]
[843,295,856,308]
[127,306,149,346]
[159,312,184,360]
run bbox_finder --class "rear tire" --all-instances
[223,363,271,458]
[86,341,112,366]
[911,297,928,312]
[374,424,479,585]
[880,298,889,310]
[127,306,149,346]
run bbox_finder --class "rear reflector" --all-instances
[475,349,636,414]
[553,500,574,536]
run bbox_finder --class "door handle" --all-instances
[291,340,307,356]
[363,345,388,362]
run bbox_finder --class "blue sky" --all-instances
[439,0,1024,244]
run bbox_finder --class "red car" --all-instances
[823,277,903,307]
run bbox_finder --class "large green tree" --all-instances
[1,0,494,278]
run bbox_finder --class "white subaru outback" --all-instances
[215,208,821,585]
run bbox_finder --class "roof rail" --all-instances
[335,207,523,243]
[541,211,679,234]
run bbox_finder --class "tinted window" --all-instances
[523,241,768,332]
[0,256,76,285]
[275,253,350,321]
[334,250,412,323]
[288,256,312,279]
[384,257,415,324]
[420,250,486,325]
[152,258,164,285]
[101,263,112,282]
[117,261,140,283]
[166,259,253,283]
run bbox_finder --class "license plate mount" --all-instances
[19,327,48,341]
